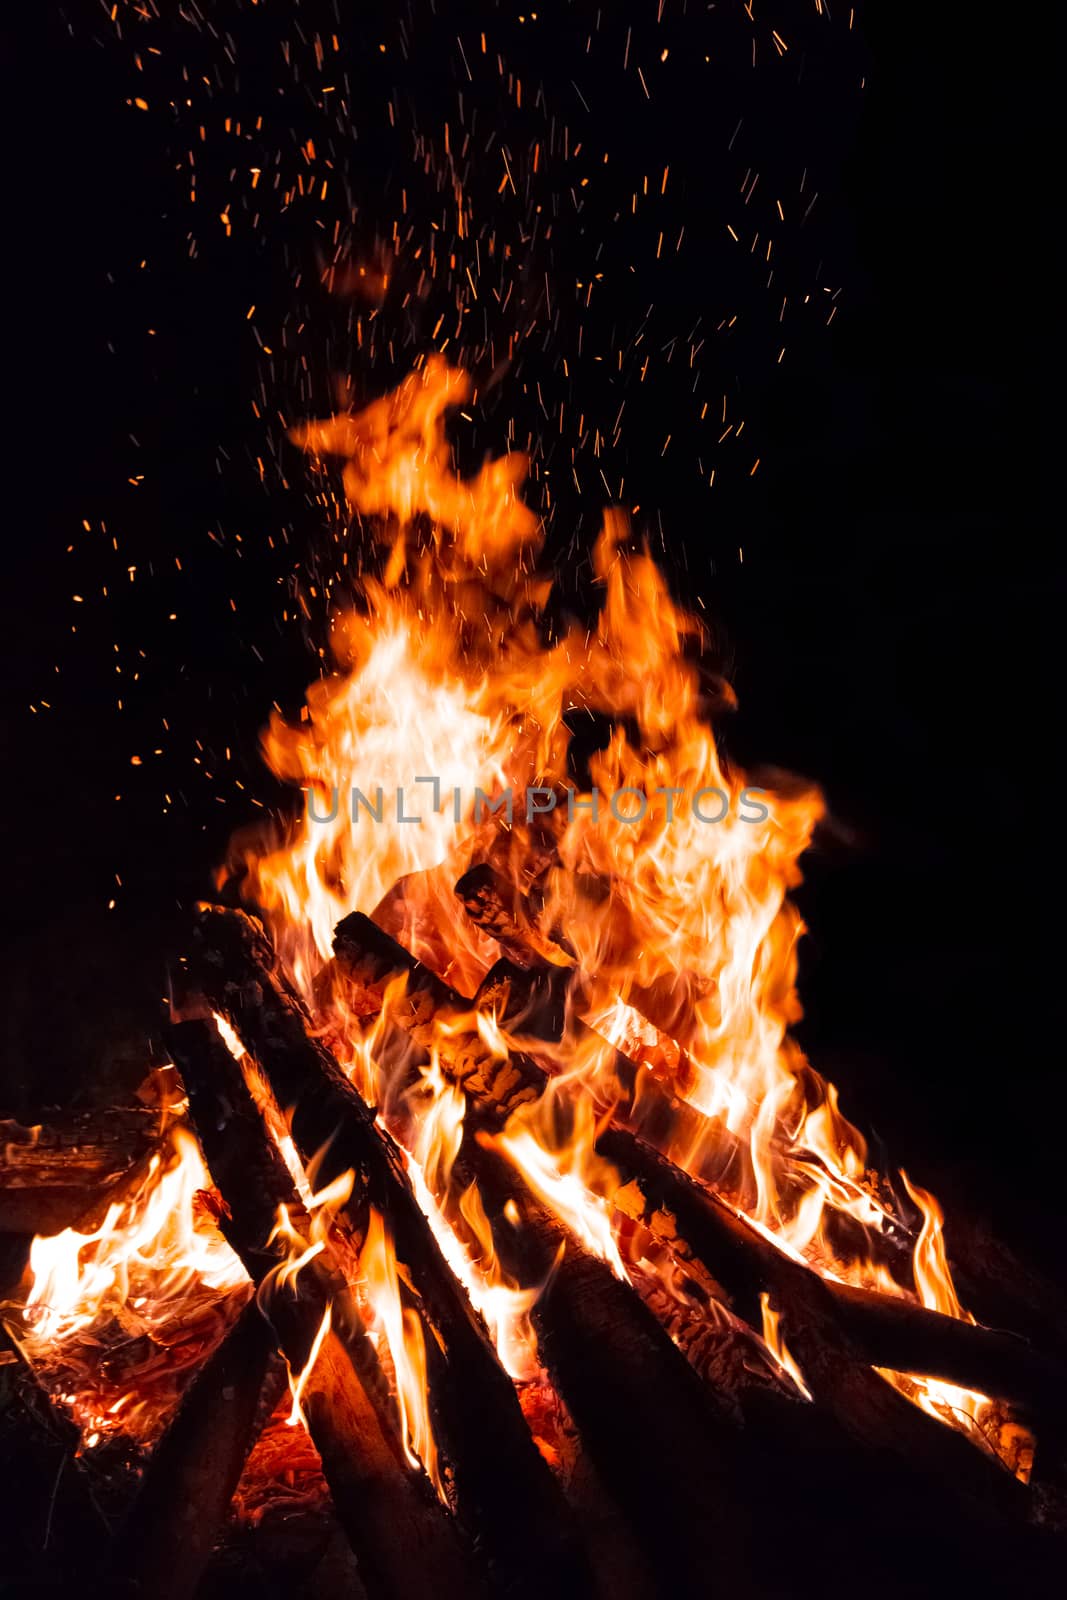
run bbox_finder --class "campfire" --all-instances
[3,361,1064,1596]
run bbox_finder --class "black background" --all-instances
[3,1,1063,1277]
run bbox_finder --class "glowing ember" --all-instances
[17,1116,247,1450]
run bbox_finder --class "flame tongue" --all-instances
[17,1116,248,1451]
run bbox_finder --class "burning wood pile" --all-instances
[3,362,1065,1596]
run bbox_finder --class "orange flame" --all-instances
[228,357,1024,1472]
[359,1206,440,1494]
[16,1119,248,1448]
[19,357,1029,1486]
[759,1292,812,1402]
[284,1304,333,1428]
[23,1126,246,1346]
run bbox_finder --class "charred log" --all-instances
[166,1018,480,1600]
[333,912,1031,1528]
[111,1296,284,1600]
[457,866,1067,1368]
[0,1108,159,1236]
[332,911,548,1119]
[181,906,590,1598]
[601,1127,1067,1427]
[450,1133,759,1594]
[333,909,1066,1428]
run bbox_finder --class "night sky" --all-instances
[4,4,1062,1262]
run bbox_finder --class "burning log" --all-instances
[447,1133,758,1593]
[331,912,548,1120]
[442,884,1067,1427]
[341,958,761,1586]
[330,920,765,1582]
[339,924,1037,1527]
[330,909,1063,1506]
[166,1017,483,1600]
[454,862,703,1046]
[601,1128,1067,1426]
[0,1107,159,1235]
[181,907,590,1598]
[111,1296,285,1600]
[335,907,730,1193]
[453,864,572,976]
[457,867,1067,1364]
[334,910,1066,1422]
[603,1128,1046,1502]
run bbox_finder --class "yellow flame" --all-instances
[759,1292,812,1402]
[285,1303,333,1428]
[360,1206,440,1495]
[21,358,1028,1482]
[23,1126,246,1344]
[225,358,1026,1471]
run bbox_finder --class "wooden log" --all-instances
[456,863,709,1054]
[332,914,724,1201]
[181,908,590,1598]
[332,912,1067,1432]
[0,1109,158,1188]
[332,912,547,1120]
[334,918,775,1395]
[453,863,569,973]
[457,866,1067,1369]
[448,882,1067,1423]
[0,1108,159,1235]
[446,1132,759,1594]
[166,1018,481,1600]
[602,1127,1067,1424]
[331,924,762,1587]
[342,906,749,1200]
[333,918,1035,1534]
[111,1296,285,1600]
[605,1147,1037,1516]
